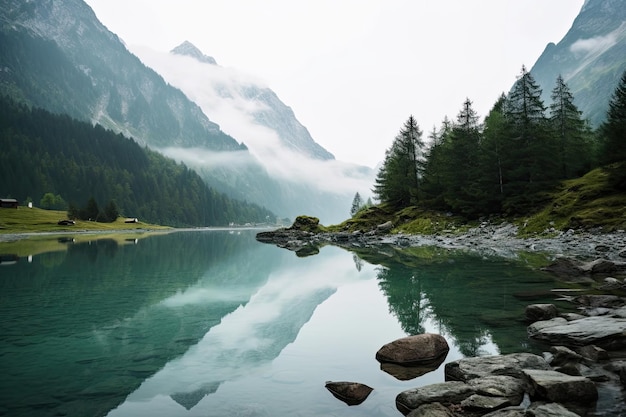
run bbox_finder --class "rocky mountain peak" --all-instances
[529,0,626,126]
[171,41,217,65]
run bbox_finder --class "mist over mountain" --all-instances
[0,0,372,223]
[170,41,335,161]
[132,42,374,223]
[530,0,626,126]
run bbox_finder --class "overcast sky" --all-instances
[85,0,585,168]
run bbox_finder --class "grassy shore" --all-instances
[0,206,173,257]
[0,206,170,234]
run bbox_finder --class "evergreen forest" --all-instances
[373,67,626,218]
[0,96,275,226]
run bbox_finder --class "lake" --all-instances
[0,229,567,417]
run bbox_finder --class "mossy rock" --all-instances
[289,215,324,232]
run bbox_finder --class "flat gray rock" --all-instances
[396,381,473,415]
[523,369,597,404]
[445,353,549,382]
[528,316,626,349]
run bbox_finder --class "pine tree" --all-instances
[103,200,119,223]
[420,118,453,209]
[81,197,100,221]
[549,74,591,178]
[350,192,363,216]
[599,70,626,190]
[600,70,626,165]
[441,98,483,216]
[373,116,425,208]
[503,66,557,213]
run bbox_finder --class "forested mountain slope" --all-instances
[0,96,274,226]
[0,0,292,219]
[0,0,366,223]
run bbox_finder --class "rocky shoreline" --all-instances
[258,218,626,416]
[256,217,626,262]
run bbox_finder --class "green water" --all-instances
[0,230,570,416]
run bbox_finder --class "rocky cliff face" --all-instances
[530,0,626,126]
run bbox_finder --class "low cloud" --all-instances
[569,26,621,55]
[133,45,375,201]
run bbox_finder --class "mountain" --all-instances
[0,0,284,217]
[0,0,242,150]
[170,41,335,161]
[530,0,626,126]
[0,0,373,223]
[132,42,374,223]
[0,96,275,226]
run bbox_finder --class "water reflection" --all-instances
[0,231,279,417]
[0,231,562,417]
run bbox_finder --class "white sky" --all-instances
[85,0,585,168]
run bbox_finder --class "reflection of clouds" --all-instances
[159,286,251,307]
[107,248,369,416]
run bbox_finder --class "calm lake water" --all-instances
[0,229,568,417]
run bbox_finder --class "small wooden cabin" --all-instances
[0,198,18,209]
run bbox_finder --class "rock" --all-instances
[525,304,559,323]
[549,346,583,367]
[595,244,610,252]
[576,345,609,362]
[560,313,586,321]
[523,369,597,404]
[377,220,393,232]
[481,408,526,417]
[376,334,449,366]
[527,402,582,416]
[324,381,373,406]
[445,353,550,382]
[467,375,526,404]
[619,248,626,258]
[580,259,618,274]
[528,316,626,349]
[396,381,473,415]
[294,245,320,257]
[541,258,583,277]
[574,294,624,308]
[461,375,526,412]
[406,402,456,417]
[600,277,622,290]
[612,306,626,318]
[290,215,321,231]
[461,394,512,412]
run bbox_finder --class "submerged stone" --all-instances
[324,381,373,406]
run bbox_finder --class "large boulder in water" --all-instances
[376,334,449,366]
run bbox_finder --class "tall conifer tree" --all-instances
[503,66,557,212]
[549,74,591,178]
[441,99,483,216]
[373,115,424,207]
[600,70,626,165]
